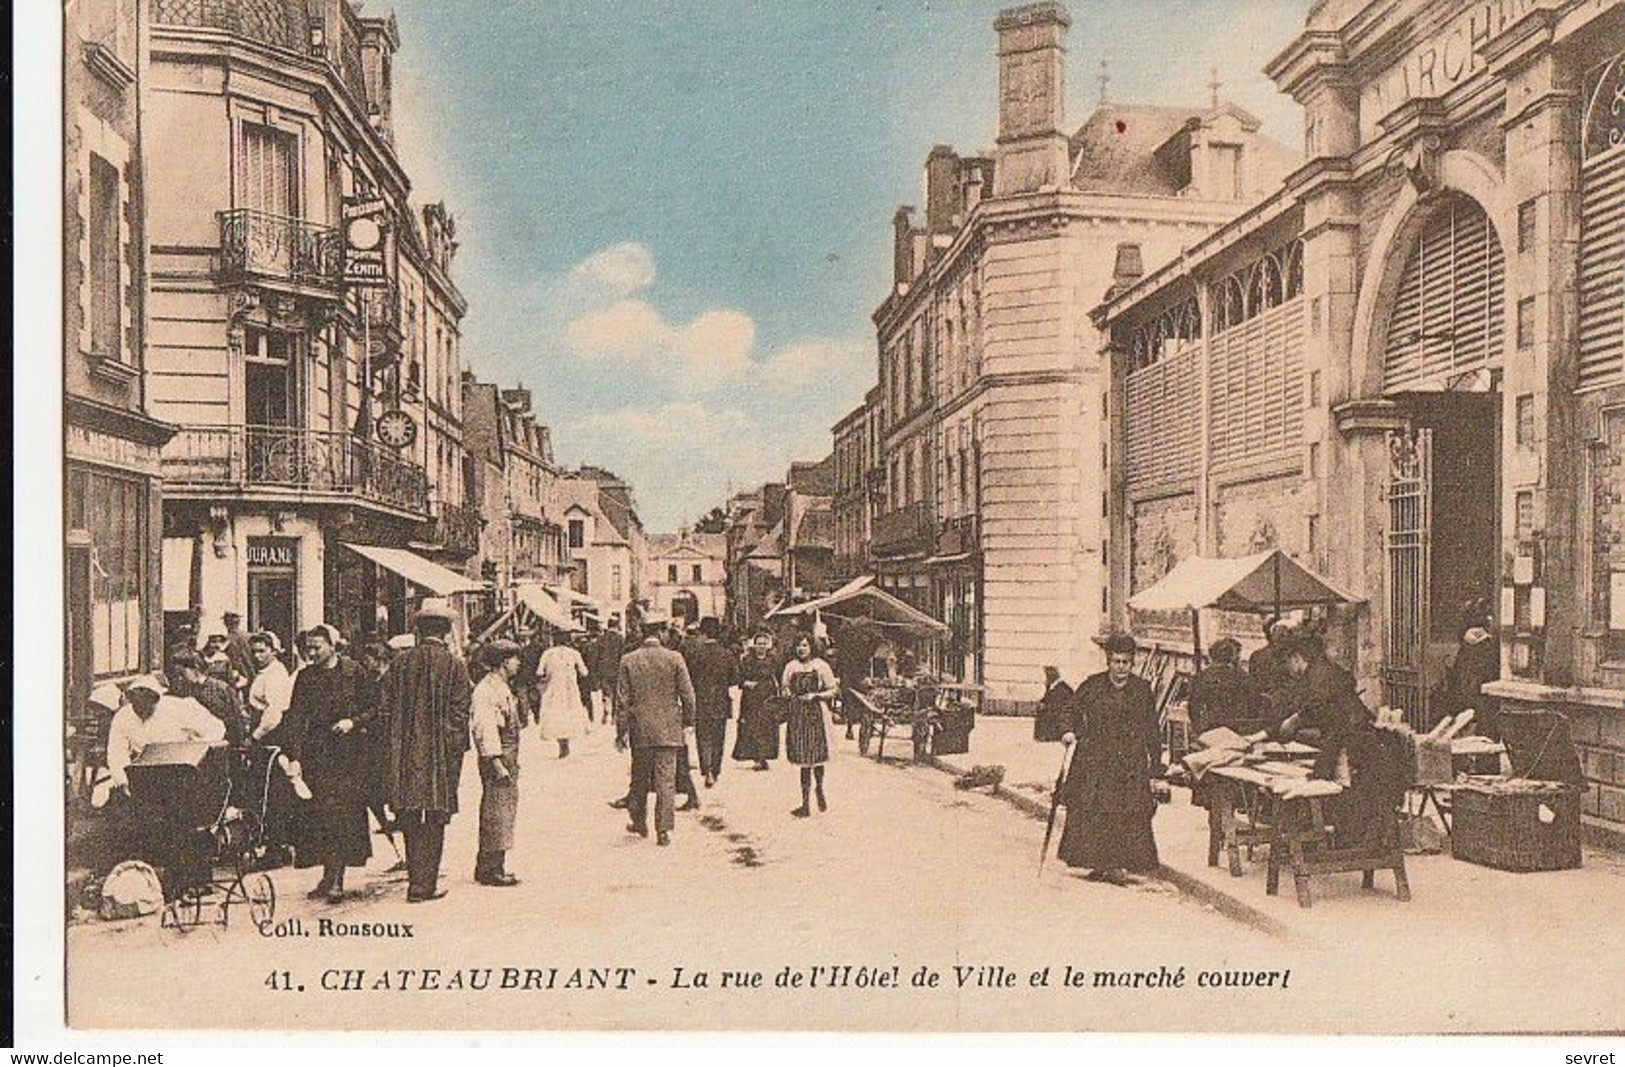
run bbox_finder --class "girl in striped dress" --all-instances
[781,635,838,817]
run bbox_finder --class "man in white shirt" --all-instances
[104,675,227,791]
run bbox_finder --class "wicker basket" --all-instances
[1450,783,1582,872]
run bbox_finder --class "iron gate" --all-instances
[1382,427,1431,729]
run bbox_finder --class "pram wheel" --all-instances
[243,871,276,927]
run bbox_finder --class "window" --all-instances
[667,564,678,583]
[68,468,147,676]
[1515,490,1536,543]
[612,565,623,600]
[1515,394,1536,447]
[242,122,298,217]
[88,154,122,361]
[1310,297,1322,338]
[1518,199,1538,253]
[1307,514,1320,559]
[568,518,585,549]
[692,564,703,582]
[1517,296,1537,350]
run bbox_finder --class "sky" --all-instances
[381,0,1312,531]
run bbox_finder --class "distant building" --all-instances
[844,1,1297,705]
[644,529,728,626]
[560,466,646,621]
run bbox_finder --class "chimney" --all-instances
[992,2,1073,197]
[925,145,961,233]
[358,15,400,143]
[1106,243,1144,299]
[502,387,532,414]
[893,206,921,287]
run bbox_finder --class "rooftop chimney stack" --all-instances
[357,15,400,143]
[925,145,962,233]
[1107,242,1144,299]
[993,2,1072,196]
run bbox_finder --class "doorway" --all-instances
[1382,391,1500,726]
[248,572,297,656]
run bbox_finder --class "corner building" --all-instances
[1096,0,1625,844]
[862,2,1297,707]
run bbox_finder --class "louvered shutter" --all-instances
[1384,196,1505,391]
[1579,147,1625,389]
[1125,346,1199,489]
[243,124,295,217]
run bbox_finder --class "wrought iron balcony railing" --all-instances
[937,513,980,557]
[217,209,343,293]
[872,500,936,555]
[431,501,483,557]
[164,424,429,515]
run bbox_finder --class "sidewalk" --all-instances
[911,715,1625,947]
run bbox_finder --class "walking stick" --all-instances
[1039,737,1076,876]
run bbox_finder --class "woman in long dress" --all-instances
[781,635,838,817]
[536,632,591,758]
[288,625,374,903]
[732,629,781,770]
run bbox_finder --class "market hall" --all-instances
[1093,0,1625,849]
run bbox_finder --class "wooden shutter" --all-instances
[243,123,295,217]
[1125,345,1199,489]
[1579,148,1625,389]
[1210,296,1304,469]
[1384,196,1505,391]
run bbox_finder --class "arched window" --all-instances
[1383,194,1505,392]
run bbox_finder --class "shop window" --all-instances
[70,468,147,677]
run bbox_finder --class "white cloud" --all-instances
[570,242,657,296]
[756,337,873,392]
[566,299,672,358]
[572,403,752,448]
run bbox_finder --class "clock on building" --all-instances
[376,409,417,449]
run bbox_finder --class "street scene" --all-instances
[53,0,1625,1038]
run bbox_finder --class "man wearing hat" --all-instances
[591,615,626,725]
[1055,633,1164,885]
[222,610,255,689]
[379,599,473,901]
[1188,637,1264,738]
[616,621,698,846]
[683,617,739,788]
[470,639,524,886]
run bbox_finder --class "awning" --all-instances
[1127,549,1360,616]
[767,575,949,636]
[547,584,603,614]
[513,583,582,632]
[344,543,486,596]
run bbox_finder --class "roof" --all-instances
[787,455,836,496]
[650,531,728,560]
[791,503,835,551]
[1126,549,1361,615]
[767,575,948,636]
[1068,103,1210,196]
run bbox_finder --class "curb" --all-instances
[920,754,1300,942]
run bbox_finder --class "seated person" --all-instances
[104,674,228,794]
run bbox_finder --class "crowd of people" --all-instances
[86,599,870,905]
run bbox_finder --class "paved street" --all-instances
[67,721,1625,1034]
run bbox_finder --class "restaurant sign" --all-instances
[1360,0,1538,140]
[246,537,299,569]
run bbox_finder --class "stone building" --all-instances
[65,0,175,710]
[831,387,882,582]
[853,1,1297,707]
[145,0,477,649]
[644,529,729,625]
[1095,0,1625,843]
[559,466,646,621]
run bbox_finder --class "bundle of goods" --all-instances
[1450,710,1584,872]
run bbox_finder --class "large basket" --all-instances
[1451,783,1582,872]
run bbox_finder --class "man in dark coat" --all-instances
[380,601,473,902]
[222,611,255,696]
[1056,634,1164,884]
[683,618,739,787]
[616,622,697,846]
[1034,665,1074,743]
[170,650,250,746]
[593,618,627,724]
[1188,637,1265,737]
[1247,616,1296,728]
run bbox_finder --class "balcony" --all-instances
[218,210,342,296]
[428,501,482,558]
[937,513,980,558]
[872,501,936,557]
[164,424,429,516]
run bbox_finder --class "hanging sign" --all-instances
[343,196,390,288]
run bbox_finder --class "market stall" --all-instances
[769,577,964,761]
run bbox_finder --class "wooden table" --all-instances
[1205,764,1411,908]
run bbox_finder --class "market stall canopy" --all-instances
[513,583,582,632]
[344,543,487,596]
[547,584,604,615]
[767,575,950,636]
[1127,549,1360,615]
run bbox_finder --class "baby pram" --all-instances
[126,741,279,931]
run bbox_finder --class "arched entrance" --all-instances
[670,591,699,628]
[1368,191,1506,724]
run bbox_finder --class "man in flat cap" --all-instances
[380,600,473,902]
[470,639,524,886]
[1055,633,1164,885]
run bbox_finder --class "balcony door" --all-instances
[245,328,299,427]
[243,122,298,218]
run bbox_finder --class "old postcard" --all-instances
[29,0,1625,1039]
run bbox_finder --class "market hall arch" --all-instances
[1347,150,1513,724]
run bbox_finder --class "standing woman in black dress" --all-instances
[781,634,838,817]
[732,629,781,771]
[289,625,375,903]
